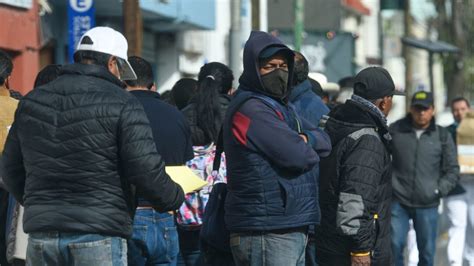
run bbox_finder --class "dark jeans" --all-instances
[0,189,9,266]
[229,230,307,266]
[128,209,179,266]
[27,232,127,266]
[391,201,439,266]
[177,227,204,266]
[305,233,318,266]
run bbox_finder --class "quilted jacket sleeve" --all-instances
[336,131,386,253]
[118,98,184,212]
[2,106,26,204]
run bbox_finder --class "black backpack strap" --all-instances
[213,127,224,172]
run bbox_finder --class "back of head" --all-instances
[124,56,154,89]
[34,65,62,88]
[172,78,197,110]
[353,66,396,100]
[293,51,309,85]
[309,78,324,97]
[194,62,234,144]
[0,49,13,86]
[197,62,234,94]
[338,76,354,89]
[74,27,137,81]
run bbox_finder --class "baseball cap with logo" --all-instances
[75,27,137,80]
[411,91,434,108]
[353,66,405,100]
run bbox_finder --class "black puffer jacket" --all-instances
[2,63,184,238]
[182,94,231,146]
[315,99,392,265]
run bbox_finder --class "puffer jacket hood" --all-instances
[325,100,390,149]
[239,31,294,101]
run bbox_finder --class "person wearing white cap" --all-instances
[2,26,184,265]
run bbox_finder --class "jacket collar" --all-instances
[60,63,125,88]
[129,89,160,99]
[288,79,311,102]
[398,114,437,133]
[238,84,288,105]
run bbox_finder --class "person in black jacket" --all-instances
[181,62,234,146]
[2,27,184,265]
[125,56,193,265]
[315,67,403,266]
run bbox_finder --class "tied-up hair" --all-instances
[0,50,13,86]
[195,62,234,143]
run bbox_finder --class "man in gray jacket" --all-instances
[390,91,460,266]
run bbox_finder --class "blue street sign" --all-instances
[68,0,95,63]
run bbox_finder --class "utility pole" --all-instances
[294,0,304,51]
[123,0,142,56]
[259,0,268,32]
[450,0,466,103]
[403,0,413,111]
[251,0,259,30]
[230,0,242,85]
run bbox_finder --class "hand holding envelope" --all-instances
[165,166,208,194]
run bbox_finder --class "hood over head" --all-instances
[239,31,295,101]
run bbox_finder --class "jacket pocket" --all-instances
[278,180,297,216]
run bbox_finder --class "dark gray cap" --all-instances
[353,66,404,100]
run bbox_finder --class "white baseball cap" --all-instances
[75,27,137,80]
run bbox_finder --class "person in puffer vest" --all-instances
[223,31,332,266]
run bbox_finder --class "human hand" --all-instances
[351,254,370,266]
[299,134,308,143]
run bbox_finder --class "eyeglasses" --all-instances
[260,63,289,72]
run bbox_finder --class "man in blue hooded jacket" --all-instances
[223,31,332,266]
[289,51,329,126]
[289,50,330,266]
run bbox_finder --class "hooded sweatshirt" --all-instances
[223,31,331,231]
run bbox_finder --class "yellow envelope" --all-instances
[165,166,208,194]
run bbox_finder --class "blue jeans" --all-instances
[391,201,439,266]
[230,230,307,266]
[128,210,179,266]
[27,232,127,265]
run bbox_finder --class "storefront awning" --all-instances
[342,0,371,16]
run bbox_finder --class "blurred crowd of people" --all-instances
[0,26,473,266]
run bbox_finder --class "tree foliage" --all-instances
[431,0,474,102]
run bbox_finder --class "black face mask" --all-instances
[260,69,289,99]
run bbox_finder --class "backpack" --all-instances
[200,130,233,256]
[175,144,227,228]
[439,125,465,196]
